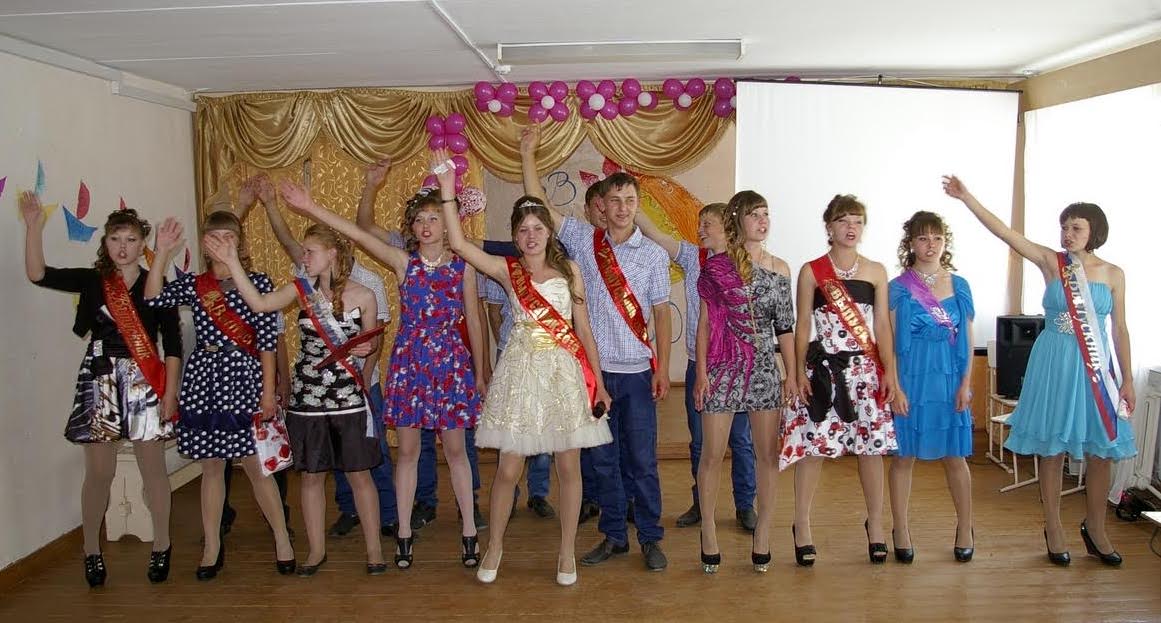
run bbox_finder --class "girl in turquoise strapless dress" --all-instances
[944,176,1135,567]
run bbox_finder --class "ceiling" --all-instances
[0,0,1159,93]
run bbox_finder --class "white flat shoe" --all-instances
[556,557,577,586]
[476,551,502,584]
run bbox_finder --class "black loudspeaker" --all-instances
[996,315,1045,398]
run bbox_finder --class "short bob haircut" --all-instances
[1059,202,1108,251]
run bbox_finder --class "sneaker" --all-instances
[578,500,601,525]
[411,503,437,530]
[528,496,556,519]
[328,513,360,537]
[736,508,758,532]
[642,542,668,571]
[380,522,398,537]
[675,503,701,528]
[580,538,630,566]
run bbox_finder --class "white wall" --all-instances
[0,51,196,570]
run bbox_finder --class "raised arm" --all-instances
[1109,265,1135,414]
[203,234,297,313]
[632,209,682,260]
[254,175,303,265]
[568,260,612,410]
[793,265,815,402]
[279,180,409,277]
[355,158,395,244]
[942,175,1056,272]
[146,218,185,299]
[234,176,259,221]
[432,148,508,283]
[20,191,47,282]
[519,126,548,204]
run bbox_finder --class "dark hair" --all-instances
[510,195,582,304]
[602,171,639,196]
[94,209,151,276]
[203,210,251,271]
[1058,202,1108,251]
[724,191,767,283]
[584,179,608,207]
[897,211,956,271]
[823,194,866,245]
[401,188,443,252]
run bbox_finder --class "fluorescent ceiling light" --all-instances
[497,39,743,65]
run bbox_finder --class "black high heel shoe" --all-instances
[792,524,816,567]
[83,553,106,587]
[1079,521,1122,566]
[751,533,771,573]
[395,536,414,569]
[699,533,720,574]
[296,554,327,577]
[865,520,887,565]
[147,546,172,583]
[953,525,974,563]
[461,535,480,568]
[195,548,225,581]
[1044,530,1070,566]
[892,529,914,564]
[276,558,297,575]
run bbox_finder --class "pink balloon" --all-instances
[638,91,657,110]
[686,78,707,98]
[548,81,569,100]
[452,155,469,174]
[662,78,684,99]
[528,81,548,99]
[621,78,642,98]
[446,133,469,154]
[713,77,734,99]
[474,99,489,112]
[600,102,619,120]
[528,104,549,124]
[579,102,598,120]
[455,177,465,193]
[713,99,733,118]
[550,102,570,122]
[497,101,514,117]
[618,97,638,117]
[422,174,437,188]
[576,80,596,99]
[783,75,802,83]
[424,115,444,136]
[597,80,616,98]
[427,134,446,150]
[473,82,495,102]
[444,112,466,135]
[496,83,518,103]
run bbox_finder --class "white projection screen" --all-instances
[736,81,1020,346]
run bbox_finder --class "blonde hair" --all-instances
[303,224,354,315]
[401,189,443,252]
[724,191,766,283]
[510,196,582,304]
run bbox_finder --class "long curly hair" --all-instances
[303,224,354,315]
[94,209,151,276]
[724,190,767,284]
[203,210,252,272]
[510,195,582,304]
[897,210,956,271]
[400,188,444,252]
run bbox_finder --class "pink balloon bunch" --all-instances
[473,82,517,117]
[576,79,621,120]
[711,78,736,118]
[423,114,471,193]
[527,80,571,123]
[661,78,707,110]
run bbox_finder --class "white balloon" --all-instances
[540,95,555,110]
[637,92,653,107]
[677,93,692,108]
[487,99,502,113]
[729,95,736,108]
[588,94,605,111]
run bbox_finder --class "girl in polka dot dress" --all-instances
[146,211,295,578]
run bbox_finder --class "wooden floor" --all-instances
[2,403,1160,621]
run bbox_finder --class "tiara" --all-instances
[516,199,542,210]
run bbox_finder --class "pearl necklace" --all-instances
[829,254,859,280]
[419,250,445,270]
[913,267,940,287]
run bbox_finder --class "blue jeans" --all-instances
[417,427,480,507]
[525,454,552,498]
[334,384,398,524]
[684,361,756,510]
[593,370,662,546]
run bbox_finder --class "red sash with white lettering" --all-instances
[194,271,259,359]
[102,272,167,398]
[809,255,885,404]
[1057,252,1120,441]
[506,256,597,407]
[593,228,656,371]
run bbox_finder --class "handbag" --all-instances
[253,408,293,476]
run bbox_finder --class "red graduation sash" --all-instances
[698,247,709,268]
[507,257,597,407]
[593,228,656,371]
[808,255,885,403]
[194,271,259,359]
[1057,252,1120,441]
[102,272,167,398]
